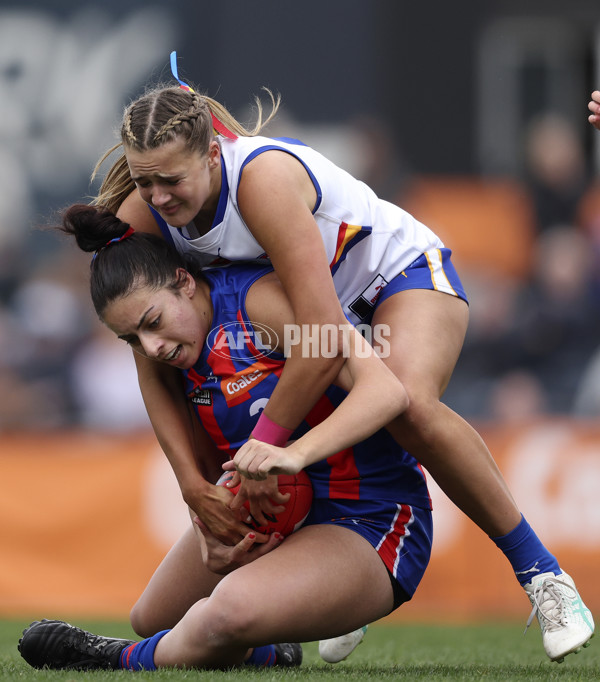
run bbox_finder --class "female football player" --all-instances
[20,204,432,671]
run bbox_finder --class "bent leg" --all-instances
[130,523,222,637]
[372,290,596,663]
[154,525,394,668]
[373,289,521,536]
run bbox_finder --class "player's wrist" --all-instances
[180,473,211,506]
[251,412,294,447]
[286,441,312,472]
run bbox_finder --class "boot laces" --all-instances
[524,576,575,634]
[65,628,110,658]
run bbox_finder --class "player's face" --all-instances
[127,137,221,229]
[102,270,212,370]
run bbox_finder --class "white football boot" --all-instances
[318,625,368,664]
[524,571,594,662]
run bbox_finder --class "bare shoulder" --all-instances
[238,149,316,211]
[241,148,307,186]
[117,190,163,237]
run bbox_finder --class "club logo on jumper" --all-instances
[188,387,213,406]
[207,321,279,361]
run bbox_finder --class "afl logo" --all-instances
[207,321,279,361]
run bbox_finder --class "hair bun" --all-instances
[61,204,129,253]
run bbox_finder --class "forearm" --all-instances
[260,348,345,430]
[287,353,408,467]
[135,354,252,543]
[135,353,210,500]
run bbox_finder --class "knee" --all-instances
[129,601,150,638]
[130,600,163,639]
[204,587,259,647]
[394,388,443,444]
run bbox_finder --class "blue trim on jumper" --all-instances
[212,158,229,228]
[236,144,322,214]
[148,206,175,249]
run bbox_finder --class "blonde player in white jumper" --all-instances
[89,53,593,663]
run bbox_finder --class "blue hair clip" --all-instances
[169,50,238,140]
[170,51,194,92]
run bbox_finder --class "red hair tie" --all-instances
[92,226,135,261]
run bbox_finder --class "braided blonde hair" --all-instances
[93,85,280,213]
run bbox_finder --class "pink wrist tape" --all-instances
[252,412,294,447]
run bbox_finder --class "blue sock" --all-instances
[119,629,170,671]
[492,515,560,586]
[244,645,277,667]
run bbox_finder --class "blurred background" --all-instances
[2,0,600,623]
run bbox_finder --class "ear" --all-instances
[207,139,221,169]
[176,268,197,299]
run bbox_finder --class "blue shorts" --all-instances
[303,497,433,612]
[377,247,468,310]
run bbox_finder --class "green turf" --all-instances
[0,618,597,681]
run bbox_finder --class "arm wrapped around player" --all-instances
[229,326,408,480]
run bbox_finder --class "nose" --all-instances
[140,334,164,360]
[151,185,172,207]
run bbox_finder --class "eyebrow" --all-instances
[117,306,154,340]
[131,172,180,183]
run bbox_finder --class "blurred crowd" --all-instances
[442,113,600,422]
[1,110,600,432]
[0,226,150,432]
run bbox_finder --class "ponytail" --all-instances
[60,204,189,319]
[61,204,131,252]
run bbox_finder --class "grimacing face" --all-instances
[126,137,221,229]
[101,271,210,370]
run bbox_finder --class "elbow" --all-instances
[392,381,410,417]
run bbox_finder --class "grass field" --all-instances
[0,618,597,681]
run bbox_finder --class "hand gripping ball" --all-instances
[217,469,313,537]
